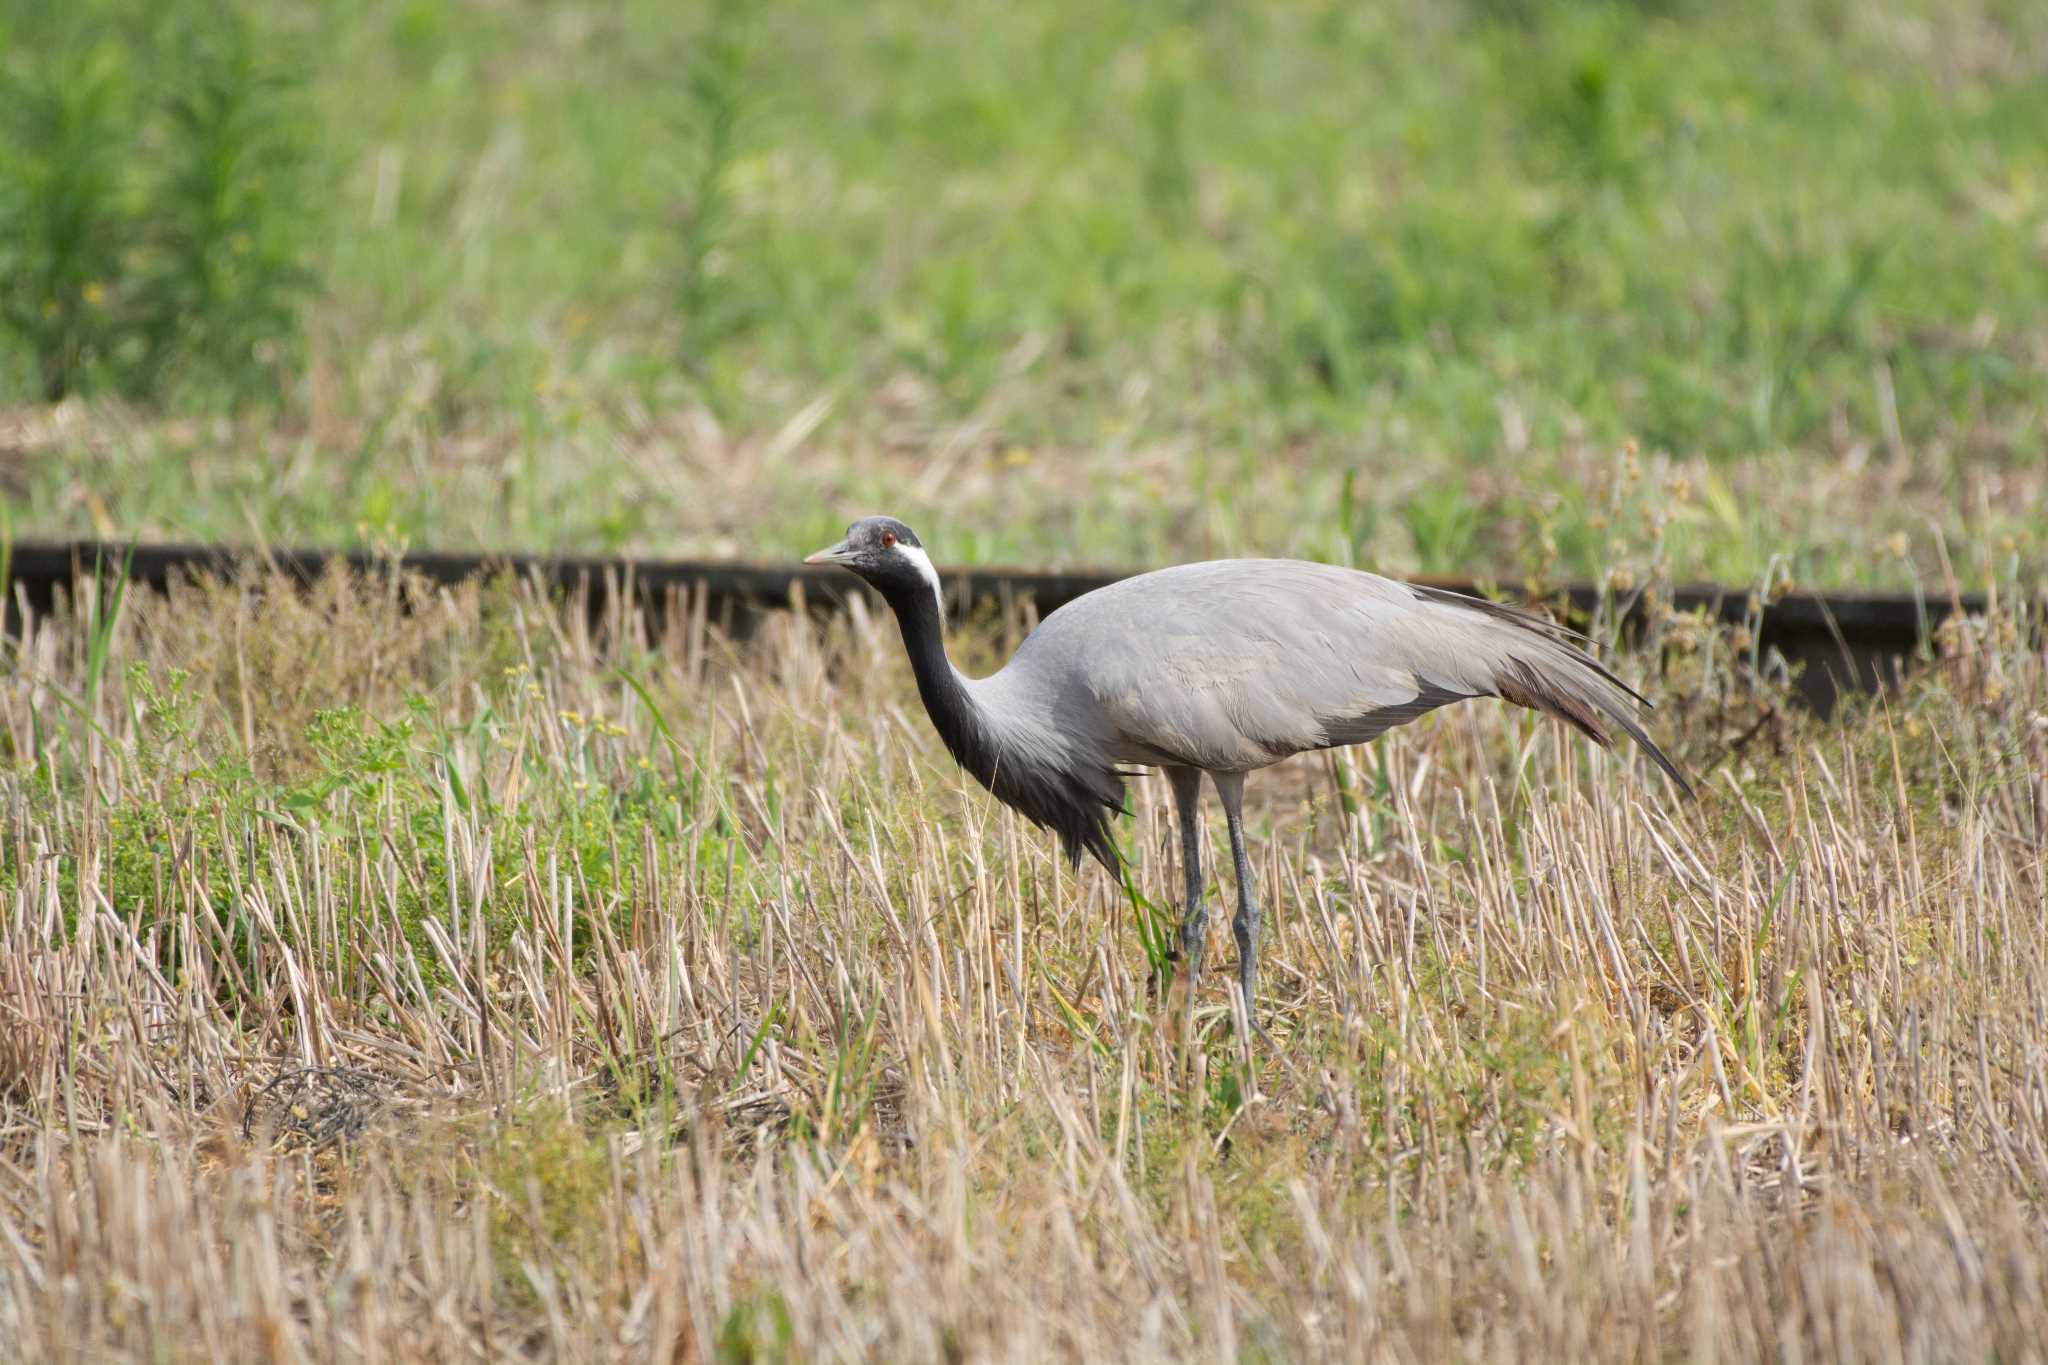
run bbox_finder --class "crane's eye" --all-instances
[880,530,897,548]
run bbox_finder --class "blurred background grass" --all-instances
[1,0,2042,585]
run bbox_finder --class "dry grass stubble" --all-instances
[0,567,2044,1361]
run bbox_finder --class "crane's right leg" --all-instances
[1166,765,1207,978]
[1211,771,1259,1024]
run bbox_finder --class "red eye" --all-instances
[881,530,896,547]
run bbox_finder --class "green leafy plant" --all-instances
[0,34,131,400]
[129,5,312,400]
[0,1,312,403]
[673,0,752,382]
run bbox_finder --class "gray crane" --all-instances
[807,515,1689,1020]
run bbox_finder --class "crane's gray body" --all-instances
[969,557,1672,781]
[807,519,1686,1028]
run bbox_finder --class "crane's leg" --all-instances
[1166,765,1207,977]
[1211,771,1259,1021]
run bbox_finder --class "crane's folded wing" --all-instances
[1008,559,1684,790]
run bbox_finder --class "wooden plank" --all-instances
[2,538,1992,711]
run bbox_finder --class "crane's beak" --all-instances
[804,539,854,566]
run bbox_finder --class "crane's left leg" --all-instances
[1165,766,1208,977]
[1211,771,1259,1022]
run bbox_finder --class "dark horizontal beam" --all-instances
[3,538,1993,712]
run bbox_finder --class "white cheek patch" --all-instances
[896,543,944,617]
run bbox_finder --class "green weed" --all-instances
[0,0,312,402]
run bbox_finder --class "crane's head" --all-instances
[805,516,943,614]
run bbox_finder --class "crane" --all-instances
[807,516,1689,1021]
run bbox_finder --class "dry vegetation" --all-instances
[1,564,2043,1362]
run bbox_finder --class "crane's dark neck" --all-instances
[868,571,1125,871]
[876,581,984,766]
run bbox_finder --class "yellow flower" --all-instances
[82,281,107,307]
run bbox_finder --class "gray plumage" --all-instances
[808,518,1690,1021]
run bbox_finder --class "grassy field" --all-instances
[4,1,2047,1360]
[0,557,2041,1360]
[2,0,2045,585]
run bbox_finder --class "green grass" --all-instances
[0,2,309,402]
[2,0,2043,585]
